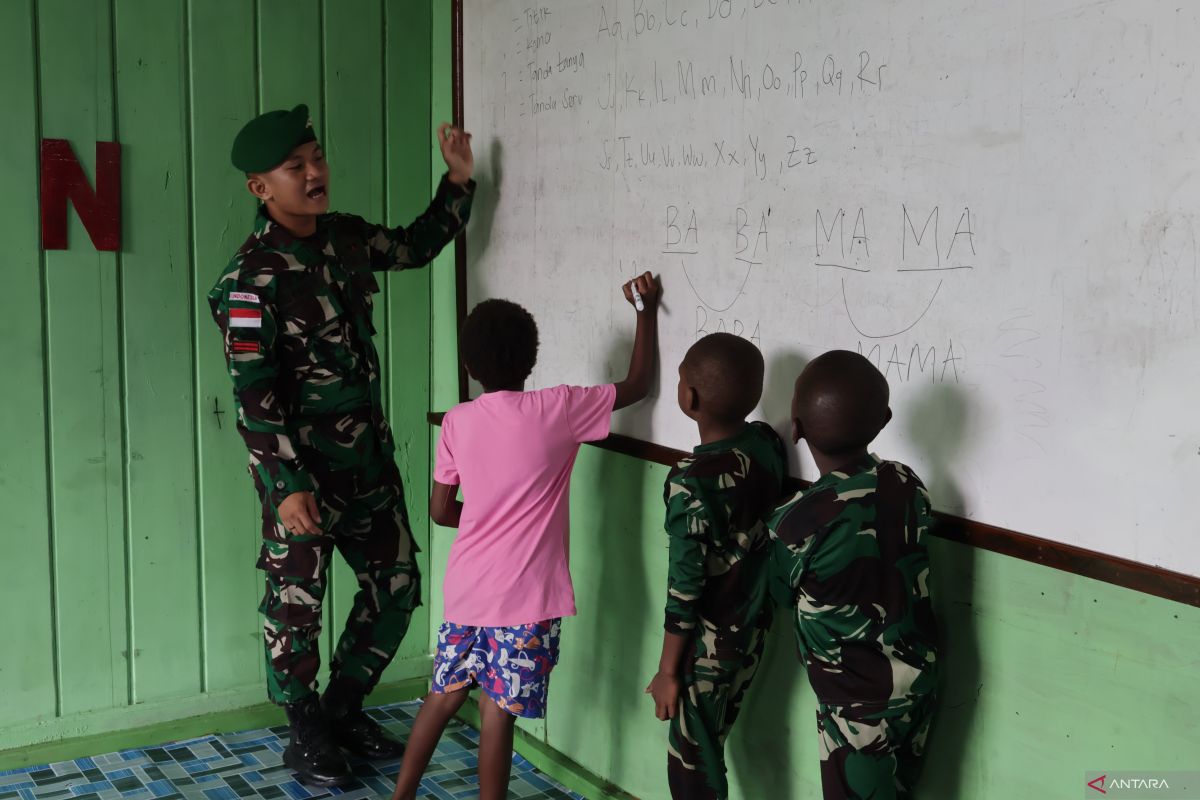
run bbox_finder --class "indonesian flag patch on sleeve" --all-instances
[229,307,262,329]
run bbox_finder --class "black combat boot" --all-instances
[283,695,353,787]
[322,680,406,760]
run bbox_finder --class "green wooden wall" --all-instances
[0,0,436,751]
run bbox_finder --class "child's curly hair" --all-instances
[459,299,540,391]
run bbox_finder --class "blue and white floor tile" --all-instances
[0,702,582,800]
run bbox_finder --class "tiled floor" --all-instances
[0,702,582,800]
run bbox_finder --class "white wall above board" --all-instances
[462,0,1200,577]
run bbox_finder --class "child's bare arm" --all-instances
[613,272,661,410]
[430,480,463,527]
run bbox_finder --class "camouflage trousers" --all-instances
[667,617,769,800]
[253,422,421,706]
[816,694,936,800]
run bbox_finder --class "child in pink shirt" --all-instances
[392,273,660,800]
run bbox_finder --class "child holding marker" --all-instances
[646,332,787,800]
[391,274,660,800]
[768,351,939,800]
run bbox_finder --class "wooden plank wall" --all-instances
[0,0,435,750]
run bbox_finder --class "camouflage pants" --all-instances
[254,428,420,706]
[816,695,935,800]
[667,619,769,800]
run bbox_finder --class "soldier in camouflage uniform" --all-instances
[645,333,788,800]
[208,105,474,787]
[768,350,939,800]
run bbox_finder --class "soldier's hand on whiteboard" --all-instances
[623,272,660,313]
[438,122,474,185]
[278,491,323,536]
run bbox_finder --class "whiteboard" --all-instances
[462,0,1200,577]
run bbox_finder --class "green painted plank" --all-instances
[0,0,55,727]
[913,540,1200,796]
[258,0,323,116]
[322,0,384,230]
[38,0,129,715]
[543,448,669,794]
[382,0,432,671]
[426,0,455,654]
[114,0,200,704]
[188,0,263,696]
[321,0,387,691]
[428,0,456,410]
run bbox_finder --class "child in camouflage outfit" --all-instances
[768,350,939,800]
[645,333,787,800]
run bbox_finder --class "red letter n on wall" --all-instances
[40,139,121,252]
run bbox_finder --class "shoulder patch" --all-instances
[229,307,263,329]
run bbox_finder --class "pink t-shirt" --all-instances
[433,383,617,627]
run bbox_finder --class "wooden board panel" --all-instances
[0,0,56,725]
[382,0,433,671]
[258,0,323,116]
[114,0,201,703]
[38,0,129,715]
[188,0,265,696]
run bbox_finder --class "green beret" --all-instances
[231,104,318,173]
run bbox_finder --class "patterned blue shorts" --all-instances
[431,619,562,719]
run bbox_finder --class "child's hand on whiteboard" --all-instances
[438,122,474,185]
[613,272,660,410]
[622,272,660,314]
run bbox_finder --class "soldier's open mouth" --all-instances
[307,185,326,199]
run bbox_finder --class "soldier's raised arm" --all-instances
[361,123,476,272]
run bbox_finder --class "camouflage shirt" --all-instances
[208,175,473,507]
[768,454,939,708]
[662,422,787,653]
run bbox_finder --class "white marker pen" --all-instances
[630,280,645,312]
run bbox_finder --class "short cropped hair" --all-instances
[682,333,765,422]
[460,299,539,391]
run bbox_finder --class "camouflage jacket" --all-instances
[768,454,939,708]
[208,175,474,507]
[662,422,787,654]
